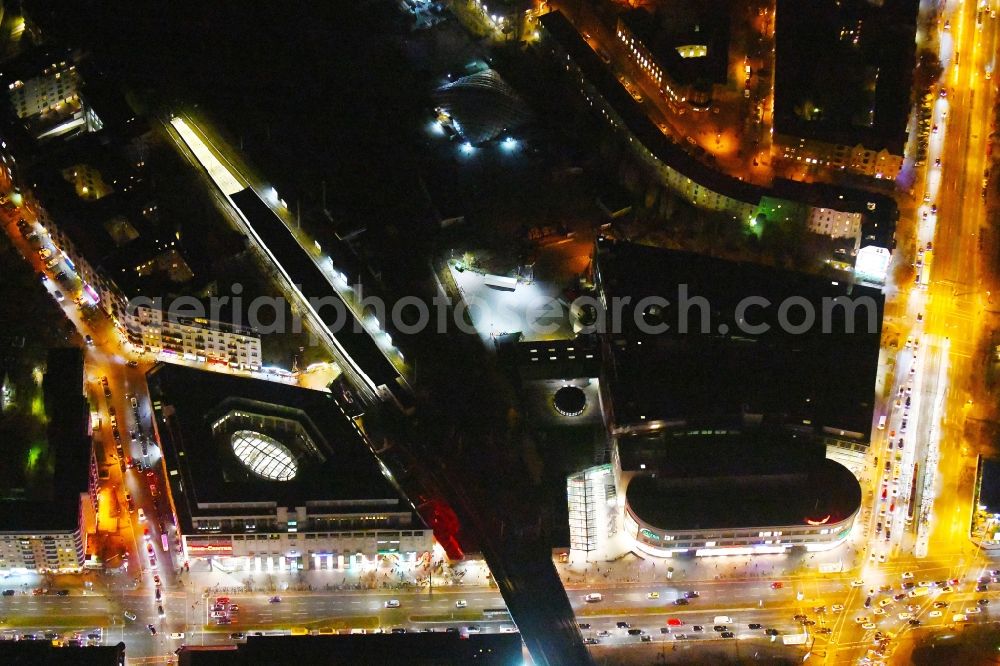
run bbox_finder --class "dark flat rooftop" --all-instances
[596,238,883,437]
[147,363,410,534]
[626,457,861,531]
[0,348,90,533]
[230,188,399,391]
[774,0,918,153]
[979,457,1000,514]
[618,429,824,476]
[619,3,730,87]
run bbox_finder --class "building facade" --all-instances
[125,304,262,370]
[773,134,904,180]
[8,60,79,119]
[0,524,87,572]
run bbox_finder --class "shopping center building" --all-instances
[565,239,874,560]
[147,363,432,572]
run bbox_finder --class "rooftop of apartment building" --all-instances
[147,363,418,535]
[618,0,730,87]
[0,347,90,533]
[594,238,883,439]
[23,130,211,297]
[773,0,918,154]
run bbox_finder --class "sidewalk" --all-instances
[175,556,496,597]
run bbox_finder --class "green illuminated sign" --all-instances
[640,528,661,541]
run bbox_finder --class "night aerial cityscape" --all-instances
[2,0,1000,664]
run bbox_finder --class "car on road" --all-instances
[1,590,13,596]
[851,580,865,587]
[816,627,832,635]
[123,611,136,622]
[683,591,699,599]
[673,597,689,605]
[721,631,735,638]
[455,600,467,608]
[713,625,727,632]
[898,613,911,621]
[465,626,481,633]
[390,628,406,634]
[229,633,245,640]
[169,632,185,639]
[929,611,943,618]
[597,630,611,637]
[616,621,630,629]
[158,605,165,618]
[147,624,156,635]
[953,613,968,622]
[765,628,780,636]
[646,592,659,599]
[831,604,844,612]
[934,601,949,608]
[862,622,877,630]
[126,360,139,368]
[578,623,591,630]
[692,625,704,632]
[626,628,644,636]
[965,607,982,615]
[855,616,870,624]
[584,593,603,603]
[770,582,783,589]
[872,608,885,616]
[909,619,922,626]
[878,598,893,608]
[667,618,682,626]
[583,637,599,645]
[269,596,281,603]
[748,623,762,630]
[56,590,69,596]
[384,599,400,609]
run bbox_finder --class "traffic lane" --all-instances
[204,591,503,622]
[569,579,855,610]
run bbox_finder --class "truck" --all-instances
[920,250,932,289]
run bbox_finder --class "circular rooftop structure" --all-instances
[554,386,587,417]
[231,430,299,482]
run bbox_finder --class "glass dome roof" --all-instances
[231,430,298,481]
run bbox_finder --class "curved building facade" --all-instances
[623,459,862,557]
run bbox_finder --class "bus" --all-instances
[483,608,511,619]
[920,251,932,289]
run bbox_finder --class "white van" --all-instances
[713,616,733,624]
[877,415,887,430]
[584,593,603,603]
[137,508,146,522]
